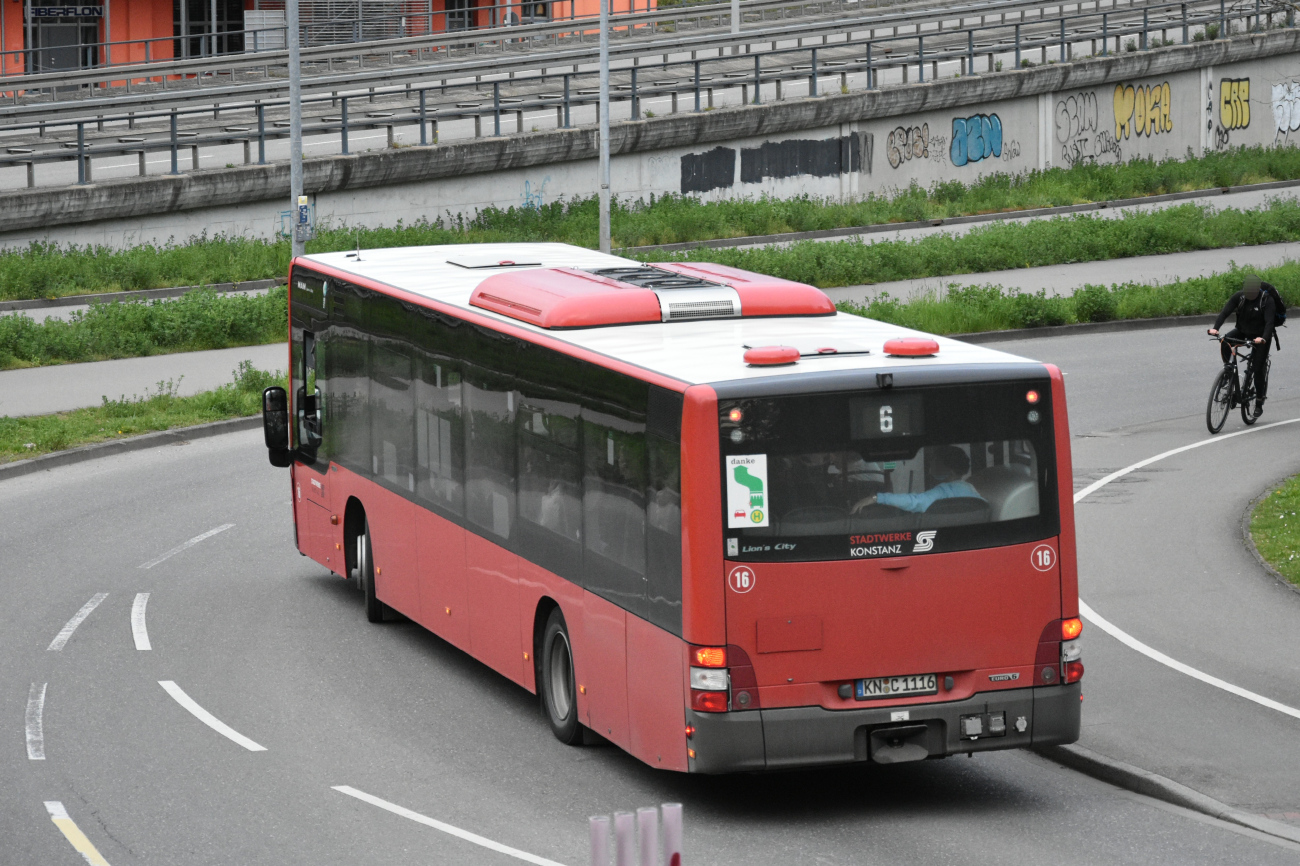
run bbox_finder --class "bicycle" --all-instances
[1206,336,1270,434]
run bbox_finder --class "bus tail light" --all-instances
[692,646,727,668]
[691,690,728,713]
[1064,661,1085,683]
[690,667,728,691]
[1061,618,1083,640]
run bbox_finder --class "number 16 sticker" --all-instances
[728,565,756,593]
[1030,544,1056,572]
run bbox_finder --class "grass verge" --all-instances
[836,261,1300,334]
[0,286,286,370]
[0,362,282,464]
[4,146,1300,300]
[1249,475,1300,588]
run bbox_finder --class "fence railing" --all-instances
[0,0,1273,189]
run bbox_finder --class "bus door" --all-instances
[293,328,335,568]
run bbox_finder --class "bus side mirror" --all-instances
[262,386,293,467]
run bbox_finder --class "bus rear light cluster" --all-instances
[1060,619,1083,684]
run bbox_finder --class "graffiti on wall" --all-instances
[1055,91,1123,166]
[886,123,930,168]
[521,176,550,209]
[950,114,1003,166]
[1114,82,1173,140]
[1272,81,1300,142]
[1209,78,1250,150]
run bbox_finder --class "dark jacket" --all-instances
[1214,285,1278,344]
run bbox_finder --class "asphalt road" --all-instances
[4,324,1300,864]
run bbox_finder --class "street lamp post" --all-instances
[288,0,307,260]
[598,0,611,254]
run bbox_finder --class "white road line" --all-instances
[131,593,151,651]
[47,593,109,651]
[332,786,568,866]
[158,681,267,752]
[139,523,234,569]
[26,683,46,760]
[1076,417,1300,721]
[45,801,112,866]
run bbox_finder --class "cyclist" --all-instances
[1208,274,1277,417]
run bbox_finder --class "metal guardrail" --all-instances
[0,0,890,94]
[0,0,1277,188]
[0,0,1221,126]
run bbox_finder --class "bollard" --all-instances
[662,803,683,866]
[614,812,636,866]
[636,807,658,866]
[590,816,611,866]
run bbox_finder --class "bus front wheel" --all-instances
[540,608,583,745]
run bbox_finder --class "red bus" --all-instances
[260,243,1082,772]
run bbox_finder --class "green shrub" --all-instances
[1072,283,1119,322]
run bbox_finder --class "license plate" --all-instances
[855,673,938,700]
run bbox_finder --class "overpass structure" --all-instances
[0,0,1261,191]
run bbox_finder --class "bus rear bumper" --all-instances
[686,683,1082,773]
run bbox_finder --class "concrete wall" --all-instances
[7,28,1300,250]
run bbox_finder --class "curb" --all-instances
[1240,481,1300,599]
[950,313,1219,344]
[0,415,260,482]
[620,179,1300,255]
[1037,743,1300,844]
[0,277,284,313]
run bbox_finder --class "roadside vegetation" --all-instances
[0,362,282,464]
[1249,476,1300,588]
[836,261,1300,333]
[0,287,285,370]
[3,146,1300,300]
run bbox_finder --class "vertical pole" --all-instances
[613,813,635,866]
[419,89,428,144]
[170,111,178,173]
[104,0,111,67]
[1220,0,1226,38]
[662,804,683,866]
[810,46,818,95]
[917,34,924,82]
[590,816,611,866]
[24,0,32,73]
[1060,18,1066,61]
[257,103,266,163]
[598,0,611,254]
[341,96,349,152]
[494,81,501,135]
[753,53,760,102]
[76,122,85,184]
[866,41,873,89]
[967,29,974,75]
[211,0,218,55]
[1101,13,1108,54]
[1015,23,1021,66]
[180,0,189,59]
[731,0,739,36]
[631,65,638,118]
[289,0,305,258]
[694,59,700,112]
[563,73,571,127]
[1182,4,1188,42]
[636,808,658,866]
[1142,8,1148,48]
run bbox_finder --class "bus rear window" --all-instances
[719,381,1059,562]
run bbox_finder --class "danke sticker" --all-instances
[727,454,769,528]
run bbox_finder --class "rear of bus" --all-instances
[682,364,1082,771]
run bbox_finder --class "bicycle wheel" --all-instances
[1241,367,1259,426]
[1207,367,1234,434]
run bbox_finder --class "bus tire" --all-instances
[357,521,397,623]
[540,607,583,745]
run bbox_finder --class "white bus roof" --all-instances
[303,243,1043,386]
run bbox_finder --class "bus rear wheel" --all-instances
[540,608,583,745]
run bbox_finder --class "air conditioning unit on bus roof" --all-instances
[467,262,835,329]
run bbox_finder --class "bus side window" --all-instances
[415,359,465,515]
[464,367,517,541]
[646,433,682,634]
[297,330,323,452]
[370,342,415,492]
[583,414,647,612]
[516,399,583,579]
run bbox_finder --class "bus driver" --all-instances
[849,445,984,514]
